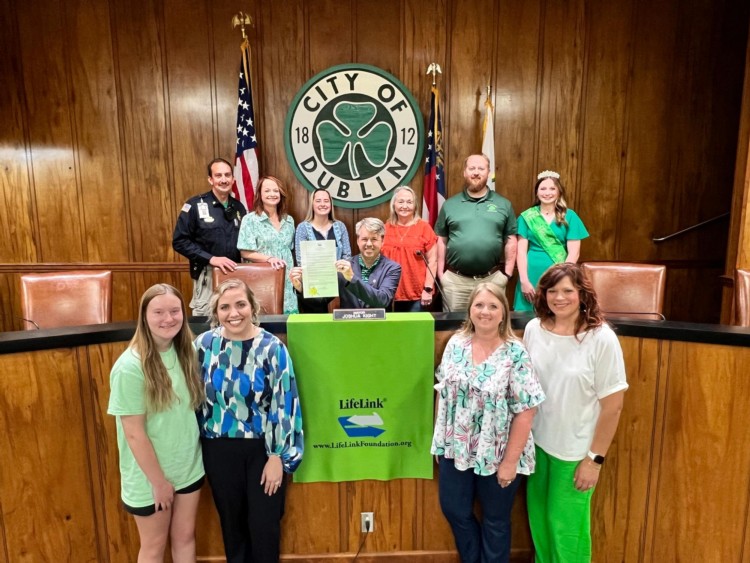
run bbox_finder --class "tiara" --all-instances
[537,170,560,180]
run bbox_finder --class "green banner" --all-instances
[287,313,434,483]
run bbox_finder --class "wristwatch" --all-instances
[423,286,433,294]
[587,450,605,465]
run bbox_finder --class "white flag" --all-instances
[481,94,496,191]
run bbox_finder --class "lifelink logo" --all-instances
[285,64,424,209]
[338,412,385,438]
[338,396,387,438]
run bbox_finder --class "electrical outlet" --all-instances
[360,512,374,533]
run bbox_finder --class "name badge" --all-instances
[333,308,386,321]
[197,202,210,219]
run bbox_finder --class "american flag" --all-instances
[232,38,259,209]
[422,86,445,226]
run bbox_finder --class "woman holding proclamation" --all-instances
[381,186,438,311]
[195,279,303,563]
[237,175,298,314]
[431,282,545,562]
[524,263,627,562]
[514,170,588,312]
[293,188,352,313]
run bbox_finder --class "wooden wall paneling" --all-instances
[662,266,724,323]
[493,0,541,209]
[0,350,99,560]
[0,0,38,265]
[641,335,672,562]
[403,0,449,206]
[112,272,137,323]
[258,1,307,221]
[65,0,130,263]
[76,347,108,562]
[163,0,216,255]
[575,1,634,261]
[591,336,661,561]
[0,274,20,332]
[110,0,173,263]
[207,0,246,166]
[86,342,140,562]
[660,0,747,267]
[345,480,418,553]
[534,0,585,194]
[15,0,85,262]
[615,0,678,260]
[278,482,343,555]
[444,0,496,197]
[649,341,750,560]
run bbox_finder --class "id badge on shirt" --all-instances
[197,202,212,222]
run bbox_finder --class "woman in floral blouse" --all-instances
[237,175,298,314]
[195,279,303,562]
[431,282,545,563]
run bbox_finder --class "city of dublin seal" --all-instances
[285,64,424,209]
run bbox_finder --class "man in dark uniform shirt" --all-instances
[173,158,247,315]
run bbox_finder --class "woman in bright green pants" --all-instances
[523,263,628,562]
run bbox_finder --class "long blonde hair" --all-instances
[130,284,203,412]
[303,188,337,223]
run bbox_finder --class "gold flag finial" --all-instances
[232,12,253,40]
[425,63,442,86]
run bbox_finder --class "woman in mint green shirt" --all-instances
[108,284,205,562]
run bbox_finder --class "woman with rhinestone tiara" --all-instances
[513,170,589,312]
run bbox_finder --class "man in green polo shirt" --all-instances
[434,154,517,312]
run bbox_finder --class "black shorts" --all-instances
[123,475,205,517]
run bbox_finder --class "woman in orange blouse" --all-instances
[381,186,438,311]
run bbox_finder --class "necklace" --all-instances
[396,220,415,243]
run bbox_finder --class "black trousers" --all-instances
[202,438,286,563]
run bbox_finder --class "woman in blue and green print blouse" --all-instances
[195,278,303,563]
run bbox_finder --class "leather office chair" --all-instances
[213,263,286,315]
[736,269,750,327]
[20,270,113,330]
[581,262,666,320]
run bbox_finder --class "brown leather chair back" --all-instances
[20,270,113,330]
[213,263,286,315]
[736,269,750,327]
[581,262,666,320]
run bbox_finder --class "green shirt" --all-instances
[435,189,517,276]
[108,346,204,507]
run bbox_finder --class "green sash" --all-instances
[521,207,567,263]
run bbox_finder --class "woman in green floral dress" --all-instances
[237,176,298,314]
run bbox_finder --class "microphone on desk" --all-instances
[415,250,450,312]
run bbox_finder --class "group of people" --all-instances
[108,279,302,562]
[109,153,625,563]
[172,158,437,317]
[173,154,589,319]
[432,263,627,563]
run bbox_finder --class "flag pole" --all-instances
[230,12,260,209]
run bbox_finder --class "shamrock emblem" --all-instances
[316,101,393,179]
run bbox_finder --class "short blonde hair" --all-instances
[355,217,385,238]
[208,279,260,328]
[458,282,515,341]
